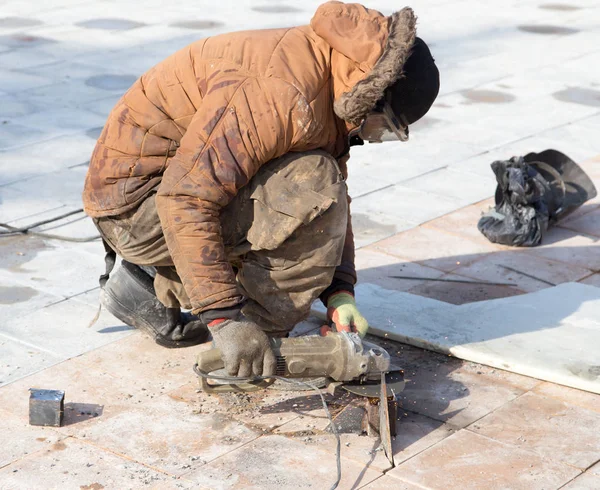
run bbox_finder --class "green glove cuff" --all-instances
[326,291,356,309]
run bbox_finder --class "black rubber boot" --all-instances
[101,260,209,348]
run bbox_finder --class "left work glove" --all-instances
[321,292,369,338]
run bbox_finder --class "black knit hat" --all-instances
[386,37,440,125]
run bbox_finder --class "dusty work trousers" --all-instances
[93,150,349,335]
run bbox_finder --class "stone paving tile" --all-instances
[0,49,57,70]
[0,407,63,469]
[388,430,580,490]
[168,382,303,433]
[75,332,208,397]
[0,336,61,387]
[406,271,527,305]
[0,93,43,118]
[380,342,540,429]
[0,242,104,299]
[559,208,600,237]
[0,68,51,93]
[14,81,115,112]
[8,165,88,207]
[0,297,134,359]
[311,410,456,472]
[579,273,600,288]
[10,108,106,139]
[469,391,600,469]
[0,275,62,319]
[359,475,424,489]
[402,168,497,208]
[561,471,600,490]
[350,211,414,250]
[0,438,197,490]
[184,434,382,490]
[423,197,496,242]
[449,250,592,292]
[522,227,600,270]
[352,184,465,228]
[372,226,500,273]
[80,396,261,477]
[355,248,446,291]
[0,122,47,150]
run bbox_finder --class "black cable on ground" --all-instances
[193,365,342,490]
[0,208,100,242]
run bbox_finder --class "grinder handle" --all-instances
[197,348,225,374]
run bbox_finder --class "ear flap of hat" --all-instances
[387,37,440,125]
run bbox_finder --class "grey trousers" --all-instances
[94,150,349,334]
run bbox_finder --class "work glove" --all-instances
[209,315,277,378]
[321,291,369,338]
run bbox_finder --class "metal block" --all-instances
[29,389,65,427]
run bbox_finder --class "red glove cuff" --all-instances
[208,318,227,328]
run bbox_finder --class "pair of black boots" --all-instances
[102,260,209,348]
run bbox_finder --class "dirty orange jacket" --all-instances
[83,1,417,314]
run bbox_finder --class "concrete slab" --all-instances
[347,282,600,394]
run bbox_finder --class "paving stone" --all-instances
[0,68,51,93]
[0,337,61,387]
[352,184,465,228]
[350,211,414,249]
[311,410,456,472]
[82,95,120,118]
[0,17,44,29]
[84,73,138,91]
[579,273,600,288]
[373,226,499,273]
[0,33,56,49]
[0,407,62,469]
[423,197,497,242]
[359,475,424,489]
[81,396,260,476]
[0,275,62,320]
[170,20,225,30]
[391,342,539,428]
[184,434,381,489]
[0,122,47,150]
[449,250,592,292]
[17,81,113,111]
[559,207,600,237]
[9,165,87,207]
[471,391,600,469]
[407,271,527,304]
[10,108,106,140]
[355,248,446,292]
[403,168,496,207]
[561,471,600,490]
[0,438,195,489]
[0,132,96,184]
[0,297,134,358]
[76,18,146,30]
[388,430,580,490]
[0,187,67,224]
[75,331,207,396]
[0,240,104,299]
[523,227,600,270]
[0,93,42,118]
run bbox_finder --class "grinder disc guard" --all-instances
[341,369,405,398]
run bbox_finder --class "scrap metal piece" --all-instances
[379,372,394,467]
[342,370,405,398]
[29,389,65,427]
